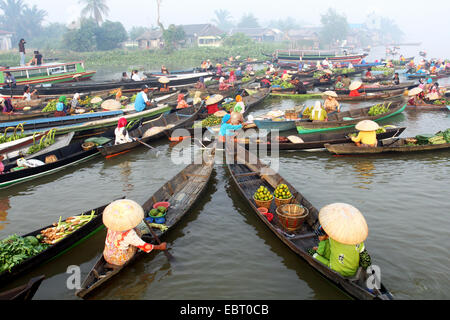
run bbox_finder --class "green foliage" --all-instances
[163,24,186,52]
[80,0,110,25]
[96,20,128,50]
[129,26,150,41]
[223,33,253,47]
[212,9,234,32]
[319,8,349,46]
[27,23,68,50]
[268,17,301,31]
[237,13,260,28]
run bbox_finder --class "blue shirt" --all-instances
[56,102,65,112]
[219,123,243,137]
[134,91,148,112]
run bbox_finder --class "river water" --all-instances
[1,47,449,300]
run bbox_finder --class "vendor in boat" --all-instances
[131,70,146,81]
[310,101,327,121]
[0,96,14,114]
[161,65,169,74]
[351,120,379,147]
[292,78,307,94]
[320,70,332,83]
[54,96,68,117]
[260,76,271,88]
[219,77,230,91]
[424,78,433,94]
[229,70,237,85]
[349,81,362,97]
[4,72,16,88]
[216,64,223,76]
[218,113,243,143]
[342,74,351,89]
[193,91,202,105]
[323,91,340,114]
[233,95,246,114]
[425,83,441,101]
[121,72,130,81]
[0,155,4,174]
[23,86,37,101]
[335,76,344,89]
[195,77,206,89]
[102,199,167,267]
[312,203,368,277]
[235,67,243,78]
[281,70,291,81]
[115,117,133,145]
[70,93,82,112]
[159,77,171,92]
[176,93,189,109]
[28,50,43,66]
[393,73,400,85]
[365,67,373,79]
[134,85,152,112]
[206,94,223,114]
[407,87,425,106]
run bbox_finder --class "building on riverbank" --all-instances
[180,24,224,47]
[0,30,13,51]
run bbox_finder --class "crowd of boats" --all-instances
[0,49,449,300]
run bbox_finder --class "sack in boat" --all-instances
[45,155,58,164]
[143,126,165,138]
[287,136,304,144]
[101,99,122,111]
[214,110,227,118]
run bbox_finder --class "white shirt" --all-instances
[234,101,246,114]
[115,127,133,145]
[131,74,142,81]
[23,92,31,101]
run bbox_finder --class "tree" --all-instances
[79,0,109,26]
[212,9,234,32]
[129,26,151,41]
[63,18,98,51]
[96,20,128,50]
[268,17,300,31]
[320,8,349,47]
[156,0,164,31]
[237,13,260,29]
[162,24,185,51]
[223,33,253,47]
[21,5,47,38]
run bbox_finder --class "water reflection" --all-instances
[118,161,134,192]
[352,159,376,190]
[0,197,10,231]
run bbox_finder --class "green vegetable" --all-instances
[24,236,39,247]
[0,235,49,273]
[192,115,222,128]
[42,100,58,112]
[149,209,159,217]
[359,250,372,269]
[158,206,167,213]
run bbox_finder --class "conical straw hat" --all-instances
[349,81,362,91]
[319,203,369,245]
[206,94,223,106]
[408,87,423,96]
[323,91,338,98]
[355,120,380,132]
[158,77,170,84]
[101,99,122,111]
[91,97,103,104]
[103,199,145,232]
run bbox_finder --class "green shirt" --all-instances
[329,239,365,277]
[317,239,331,260]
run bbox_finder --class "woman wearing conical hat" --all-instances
[102,200,167,267]
[351,120,379,147]
[310,101,327,121]
[313,203,368,277]
[323,91,340,114]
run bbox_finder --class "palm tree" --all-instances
[212,9,233,32]
[0,0,31,42]
[79,0,109,25]
[156,0,164,31]
[21,5,47,38]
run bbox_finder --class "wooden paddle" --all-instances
[143,219,174,261]
[135,139,160,157]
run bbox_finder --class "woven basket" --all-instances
[45,155,58,164]
[254,197,273,210]
[276,204,309,232]
[82,142,96,151]
[285,110,298,120]
[275,196,293,208]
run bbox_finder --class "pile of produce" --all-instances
[27,129,56,155]
[0,235,49,273]
[149,206,167,218]
[271,78,294,89]
[241,76,252,83]
[372,66,394,72]
[130,94,137,103]
[274,184,292,200]
[39,211,97,245]
[254,186,274,202]
[359,250,372,269]
[0,123,25,144]
[192,115,222,128]
[368,102,392,116]
[223,101,237,112]
[334,68,355,75]
[79,96,92,106]
[313,71,325,79]
[42,100,57,112]
[432,99,450,105]
[413,129,450,145]
[302,106,313,117]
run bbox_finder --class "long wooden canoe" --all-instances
[0,275,45,300]
[296,102,406,134]
[98,106,201,157]
[320,82,415,94]
[0,201,118,287]
[75,145,216,299]
[325,138,450,155]
[406,103,449,111]
[336,89,405,102]
[226,143,393,300]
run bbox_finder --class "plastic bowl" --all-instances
[258,207,269,215]
[263,212,274,223]
[153,202,170,210]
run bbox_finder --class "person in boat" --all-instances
[161,65,169,74]
[260,76,271,88]
[194,76,206,89]
[233,95,245,114]
[201,61,208,71]
[418,79,425,90]
[54,96,68,117]
[351,120,379,147]
[216,64,223,76]
[102,199,167,267]
[335,76,344,89]
[310,101,327,121]
[281,70,290,81]
[235,67,243,78]
[206,95,223,114]
[114,117,133,145]
[349,81,362,97]
[70,93,82,112]
[0,155,4,174]
[425,83,441,101]
[393,73,400,85]
[158,77,171,92]
[131,70,146,81]
[219,77,230,91]
[121,72,130,81]
[400,55,405,62]
[4,72,16,88]
[342,74,351,89]
[292,78,307,94]
[19,39,26,66]
[320,70,332,83]
[365,67,373,79]
[193,91,202,105]
[176,93,189,109]
[407,87,425,106]
[424,78,433,94]
[0,96,14,113]
[134,85,152,112]
[323,91,340,114]
[313,203,368,277]
[229,70,236,85]
[28,51,43,66]
[23,86,37,101]
[218,113,243,143]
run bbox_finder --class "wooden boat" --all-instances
[320,82,415,94]
[98,106,201,157]
[270,92,323,99]
[361,74,393,83]
[325,138,450,154]
[0,138,112,189]
[238,127,406,151]
[0,131,48,155]
[0,201,116,287]
[253,118,298,132]
[0,62,96,89]
[406,103,449,111]
[336,89,405,101]
[296,102,406,134]
[0,275,45,300]
[274,49,367,64]
[75,145,216,299]
[226,143,393,300]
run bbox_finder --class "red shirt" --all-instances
[349,90,361,97]
[207,103,219,114]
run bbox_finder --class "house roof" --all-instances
[231,28,276,37]
[179,24,224,37]
[0,30,14,35]
[287,28,320,40]
[136,30,163,41]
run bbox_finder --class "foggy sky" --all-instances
[24,0,450,57]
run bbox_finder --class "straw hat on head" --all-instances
[101,99,122,111]
[103,199,145,232]
[206,94,223,106]
[323,91,338,98]
[158,77,170,84]
[349,81,362,91]
[408,87,423,96]
[355,120,380,132]
[91,97,103,104]
[319,203,369,245]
